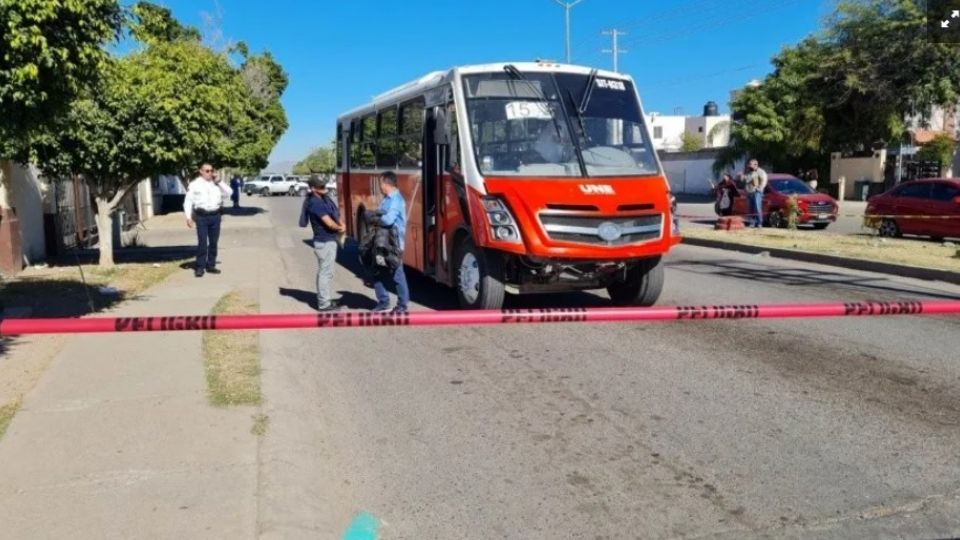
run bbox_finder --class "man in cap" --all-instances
[299,175,346,311]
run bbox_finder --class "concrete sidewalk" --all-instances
[0,243,268,537]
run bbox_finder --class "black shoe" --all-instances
[390,306,409,315]
[206,268,221,275]
[194,269,204,278]
[317,302,341,312]
[372,304,390,312]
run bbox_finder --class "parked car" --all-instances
[726,174,839,229]
[865,178,960,240]
[243,174,301,196]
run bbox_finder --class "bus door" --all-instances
[423,108,442,277]
[337,122,353,234]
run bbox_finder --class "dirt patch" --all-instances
[0,399,20,440]
[202,291,261,407]
[683,228,960,273]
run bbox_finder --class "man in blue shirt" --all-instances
[299,175,345,311]
[372,171,410,314]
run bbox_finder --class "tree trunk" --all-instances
[0,159,13,210]
[93,185,132,267]
[94,195,115,268]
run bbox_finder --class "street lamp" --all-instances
[554,0,583,64]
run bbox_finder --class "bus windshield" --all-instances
[463,70,660,178]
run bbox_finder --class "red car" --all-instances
[866,179,960,240]
[727,174,839,229]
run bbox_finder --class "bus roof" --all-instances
[336,62,632,122]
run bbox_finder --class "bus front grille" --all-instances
[538,213,663,246]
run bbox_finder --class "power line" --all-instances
[601,29,628,72]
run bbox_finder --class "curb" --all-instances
[681,237,960,286]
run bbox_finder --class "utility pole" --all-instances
[554,0,583,64]
[602,29,627,72]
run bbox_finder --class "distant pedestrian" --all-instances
[743,158,768,228]
[714,173,737,217]
[184,163,230,277]
[230,175,242,209]
[369,171,409,314]
[806,168,819,191]
[300,175,345,311]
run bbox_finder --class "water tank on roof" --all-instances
[703,101,719,117]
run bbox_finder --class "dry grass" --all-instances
[683,227,960,273]
[251,413,269,436]
[0,260,186,318]
[0,399,21,441]
[202,291,261,407]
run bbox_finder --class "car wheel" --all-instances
[878,218,900,238]
[260,187,270,197]
[453,237,505,310]
[767,211,785,229]
[607,257,664,307]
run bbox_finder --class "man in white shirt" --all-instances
[184,163,230,277]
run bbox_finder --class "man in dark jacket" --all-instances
[365,172,409,314]
[299,175,345,311]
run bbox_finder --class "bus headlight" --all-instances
[482,196,522,244]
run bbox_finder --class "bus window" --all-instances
[446,102,461,172]
[377,107,399,168]
[336,123,343,169]
[399,97,425,169]
[358,114,376,169]
[348,119,362,168]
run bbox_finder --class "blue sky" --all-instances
[158,0,830,169]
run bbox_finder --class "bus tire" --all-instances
[607,257,664,307]
[454,237,505,310]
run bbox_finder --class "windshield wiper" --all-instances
[578,68,599,115]
[567,89,589,144]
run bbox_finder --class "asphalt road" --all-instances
[249,195,960,539]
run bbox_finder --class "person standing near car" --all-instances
[370,171,409,314]
[743,158,768,228]
[184,163,230,277]
[299,175,346,312]
[714,173,737,217]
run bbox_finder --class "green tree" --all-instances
[714,0,960,174]
[293,144,337,175]
[679,132,704,153]
[0,0,122,211]
[916,133,957,168]
[129,2,201,45]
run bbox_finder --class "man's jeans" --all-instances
[195,213,222,269]
[314,240,337,309]
[748,191,764,228]
[373,263,410,310]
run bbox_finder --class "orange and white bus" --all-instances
[335,61,680,309]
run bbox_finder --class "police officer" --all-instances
[184,163,230,277]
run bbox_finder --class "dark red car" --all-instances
[727,174,839,229]
[865,179,960,240]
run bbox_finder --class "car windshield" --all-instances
[770,178,814,195]
[463,70,659,178]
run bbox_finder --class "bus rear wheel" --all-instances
[454,237,505,310]
[607,257,664,307]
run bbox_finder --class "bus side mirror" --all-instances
[434,108,450,145]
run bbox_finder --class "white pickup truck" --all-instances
[243,174,302,196]
[292,175,337,198]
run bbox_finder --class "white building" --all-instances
[646,102,731,151]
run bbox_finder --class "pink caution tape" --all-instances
[0,300,957,336]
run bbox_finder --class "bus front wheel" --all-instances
[454,238,505,310]
[607,257,664,307]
